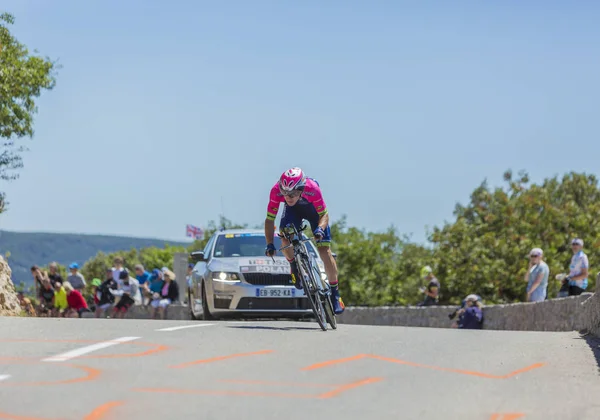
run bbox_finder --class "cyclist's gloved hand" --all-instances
[313,227,325,241]
[265,243,276,256]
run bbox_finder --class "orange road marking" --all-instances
[301,354,369,371]
[0,402,124,420]
[0,412,62,420]
[302,354,545,379]
[83,401,124,420]
[317,377,384,399]
[0,339,169,360]
[490,414,525,420]
[133,387,314,399]
[218,379,335,388]
[170,350,273,368]
[0,361,101,387]
[133,376,382,400]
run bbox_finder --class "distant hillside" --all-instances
[0,230,190,286]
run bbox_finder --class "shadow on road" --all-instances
[574,334,600,374]
[227,325,320,331]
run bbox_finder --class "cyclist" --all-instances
[264,167,345,314]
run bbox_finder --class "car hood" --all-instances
[208,256,325,274]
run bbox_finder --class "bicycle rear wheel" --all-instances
[322,292,337,329]
[298,257,327,331]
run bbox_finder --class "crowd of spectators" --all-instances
[24,257,182,319]
[416,237,592,330]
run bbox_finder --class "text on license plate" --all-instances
[256,288,295,297]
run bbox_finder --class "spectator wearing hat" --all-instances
[455,294,484,329]
[150,269,180,319]
[525,248,549,302]
[67,263,87,293]
[418,266,440,306]
[561,238,589,296]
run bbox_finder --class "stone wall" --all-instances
[337,293,600,333]
[0,256,21,316]
[80,292,600,337]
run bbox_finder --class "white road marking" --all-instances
[0,375,10,381]
[156,323,215,332]
[42,336,140,362]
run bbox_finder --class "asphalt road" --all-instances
[0,317,599,420]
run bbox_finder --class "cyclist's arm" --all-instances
[265,218,275,245]
[265,183,281,244]
[317,211,329,231]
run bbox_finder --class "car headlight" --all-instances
[212,272,241,282]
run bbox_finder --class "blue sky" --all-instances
[1,0,599,244]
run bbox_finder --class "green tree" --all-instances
[0,13,59,212]
[429,170,600,304]
[331,215,433,306]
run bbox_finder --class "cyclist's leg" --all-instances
[279,204,303,289]
[302,206,344,314]
[314,225,344,314]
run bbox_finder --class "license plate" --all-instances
[256,288,295,297]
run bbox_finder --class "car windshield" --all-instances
[212,233,318,258]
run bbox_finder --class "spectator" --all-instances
[47,262,64,287]
[559,238,589,297]
[30,265,48,300]
[53,281,69,317]
[111,270,139,319]
[38,279,56,317]
[185,263,194,303]
[525,248,549,302]
[134,264,151,290]
[418,266,440,306]
[64,282,91,318]
[454,294,484,329]
[143,269,164,306]
[150,268,180,319]
[17,292,36,317]
[95,269,118,318]
[67,263,87,293]
[112,257,125,284]
[90,278,102,310]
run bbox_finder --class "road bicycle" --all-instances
[277,223,337,331]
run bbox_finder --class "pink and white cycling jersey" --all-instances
[266,177,328,221]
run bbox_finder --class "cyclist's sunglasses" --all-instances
[279,186,302,197]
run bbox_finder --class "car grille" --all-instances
[236,297,311,310]
[242,273,294,286]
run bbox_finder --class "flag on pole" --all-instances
[186,224,204,239]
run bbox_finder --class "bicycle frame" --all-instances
[277,223,329,294]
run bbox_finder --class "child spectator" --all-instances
[64,282,91,318]
[17,292,36,317]
[53,281,69,317]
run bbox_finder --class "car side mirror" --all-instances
[190,251,205,263]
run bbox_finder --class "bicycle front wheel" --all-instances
[298,256,327,331]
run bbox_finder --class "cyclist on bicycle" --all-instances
[264,167,345,314]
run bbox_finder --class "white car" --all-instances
[187,228,329,320]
